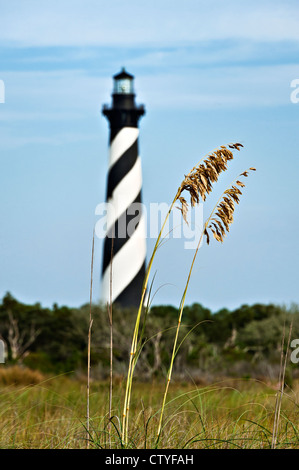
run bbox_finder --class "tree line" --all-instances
[0,292,298,383]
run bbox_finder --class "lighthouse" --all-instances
[101,68,146,308]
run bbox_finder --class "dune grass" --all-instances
[1,144,297,450]
[121,143,256,445]
[0,370,298,449]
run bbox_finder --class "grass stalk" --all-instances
[271,320,293,449]
[86,228,95,448]
[122,143,252,446]
[121,146,229,444]
[156,230,205,443]
[107,237,114,448]
[156,167,255,443]
[121,190,180,445]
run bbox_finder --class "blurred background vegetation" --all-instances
[0,292,298,385]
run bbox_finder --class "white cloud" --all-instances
[1,1,299,47]
[0,61,298,149]
[0,69,110,113]
[139,63,299,109]
[0,62,298,121]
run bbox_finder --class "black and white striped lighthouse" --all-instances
[101,68,146,307]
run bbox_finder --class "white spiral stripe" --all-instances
[101,213,146,304]
[109,127,139,168]
[106,156,142,234]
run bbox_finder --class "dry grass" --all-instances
[155,145,256,441]
[122,143,254,445]
[271,321,293,448]
[0,365,45,386]
[0,374,298,449]
[178,143,241,209]
[175,143,256,244]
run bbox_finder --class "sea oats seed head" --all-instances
[204,167,256,244]
[177,143,243,222]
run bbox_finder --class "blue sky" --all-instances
[0,0,299,312]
